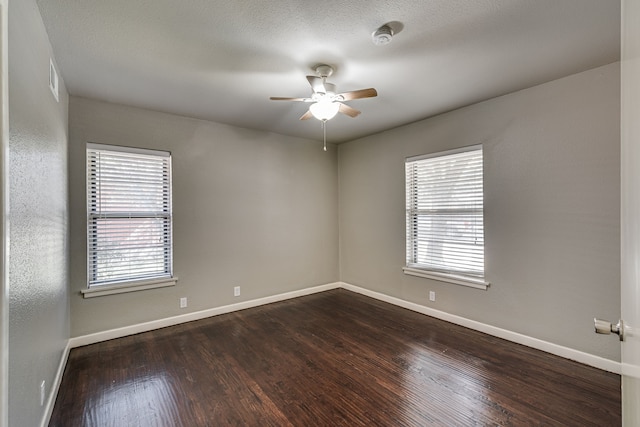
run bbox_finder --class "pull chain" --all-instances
[322,120,327,151]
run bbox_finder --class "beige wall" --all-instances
[69,63,620,362]
[8,1,69,426]
[68,97,339,336]
[339,63,621,361]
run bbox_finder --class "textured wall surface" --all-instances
[339,63,620,361]
[68,97,338,337]
[8,1,69,426]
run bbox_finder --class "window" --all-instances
[404,145,487,289]
[86,143,173,290]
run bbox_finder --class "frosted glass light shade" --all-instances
[309,102,339,121]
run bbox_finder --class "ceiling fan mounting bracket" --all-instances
[314,64,334,79]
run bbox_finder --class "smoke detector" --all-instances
[372,25,394,45]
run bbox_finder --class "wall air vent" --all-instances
[49,58,59,102]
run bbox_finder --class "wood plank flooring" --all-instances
[49,289,621,426]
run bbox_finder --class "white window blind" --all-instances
[405,145,484,278]
[87,144,173,287]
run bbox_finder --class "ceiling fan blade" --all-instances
[307,75,326,93]
[299,110,314,120]
[337,88,378,101]
[338,102,361,118]
[270,97,310,102]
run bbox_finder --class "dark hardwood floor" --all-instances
[49,289,621,426]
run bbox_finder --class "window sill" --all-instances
[81,277,178,298]
[402,267,489,290]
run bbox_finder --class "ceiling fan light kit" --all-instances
[270,64,378,150]
[309,102,340,121]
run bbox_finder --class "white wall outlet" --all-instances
[234,286,240,297]
[179,297,187,308]
[40,380,46,406]
[429,291,436,302]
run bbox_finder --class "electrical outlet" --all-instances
[429,291,436,302]
[234,286,240,297]
[40,380,45,406]
[180,297,187,308]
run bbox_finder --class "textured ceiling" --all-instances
[36,0,620,143]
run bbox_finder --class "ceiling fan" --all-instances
[270,64,377,122]
[270,64,377,150]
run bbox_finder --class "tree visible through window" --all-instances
[87,144,173,287]
[405,145,484,278]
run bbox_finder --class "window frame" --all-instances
[82,143,177,298]
[403,145,489,290]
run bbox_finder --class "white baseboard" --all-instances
[41,341,71,427]
[339,282,621,375]
[67,280,621,375]
[69,282,342,348]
